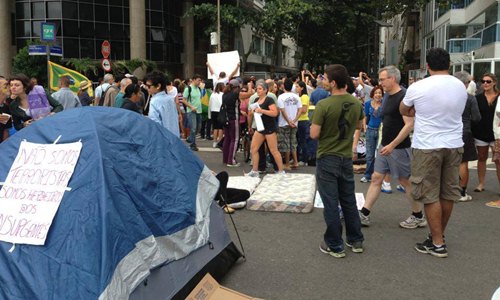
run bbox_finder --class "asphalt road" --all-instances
[193,138,500,300]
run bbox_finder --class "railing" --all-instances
[446,38,481,53]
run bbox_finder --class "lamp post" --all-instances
[217,0,221,53]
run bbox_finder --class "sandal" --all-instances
[291,165,299,170]
[486,200,500,208]
[474,187,485,192]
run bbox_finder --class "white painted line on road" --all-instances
[197,147,221,152]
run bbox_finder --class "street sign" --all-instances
[41,23,56,42]
[28,45,47,55]
[28,45,63,56]
[101,58,112,72]
[101,40,111,58]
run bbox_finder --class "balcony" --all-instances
[446,38,481,53]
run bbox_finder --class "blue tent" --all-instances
[0,107,240,299]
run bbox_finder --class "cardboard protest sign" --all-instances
[28,85,52,120]
[207,50,240,79]
[0,141,82,245]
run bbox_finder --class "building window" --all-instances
[32,2,45,19]
[47,2,62,19]
[265,40,273,57]
[16,3,30,20]
[252,36,262,55]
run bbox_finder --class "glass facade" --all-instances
[14,0,183,63]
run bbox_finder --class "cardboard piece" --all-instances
[186,273,262,300]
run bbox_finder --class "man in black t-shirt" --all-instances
[358,66,426,229]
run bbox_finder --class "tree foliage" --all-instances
[64,58,99,77]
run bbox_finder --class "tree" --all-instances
[186,2,259,72]
[64,58,99,77]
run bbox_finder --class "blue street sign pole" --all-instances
[41,22,56,89]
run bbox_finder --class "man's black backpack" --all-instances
[217,103,229,127]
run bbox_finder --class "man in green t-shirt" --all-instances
[182,74,203,151]
[311,64,365,258]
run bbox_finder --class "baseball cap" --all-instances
[229,79,240,86]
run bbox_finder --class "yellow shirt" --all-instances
[298,94,310,121]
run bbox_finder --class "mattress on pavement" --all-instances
[227,176,262,194]
[247,173,316,213]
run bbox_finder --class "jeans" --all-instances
[316,155,363,252]
[187,112,201,147]
[297,120,310,163]
[364,127,379,180]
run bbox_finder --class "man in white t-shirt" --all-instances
[206,61,240,85]
[400,47,467,258]
[277,78,302,170]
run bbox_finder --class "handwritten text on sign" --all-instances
[0,141,82,245]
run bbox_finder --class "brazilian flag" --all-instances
[48,61,94,97]
[201,88,211,118]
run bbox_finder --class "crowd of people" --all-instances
[0,47,499,260]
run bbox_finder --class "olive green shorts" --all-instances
[409,148,463,204]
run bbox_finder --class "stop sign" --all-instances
[101,40,111,58]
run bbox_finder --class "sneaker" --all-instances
[381,181,392,193]
[399,215,427,229]
[276,170,286,175]
[212,142,217,148]
[190,146,199,151]
[319,241,346,258]
[227,163,241,167]
[396,184,406,193]
[228,201,247,209]
[345,241,364,253]
[415,237,448,258]
[245,170,260,177]
[358,211,370,227]
[360,176,370,183]
[298,161,306,167]
[457,194,472,202]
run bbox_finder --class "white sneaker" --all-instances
[399,215,427,229]
[381,181,392,193]
[360,176,370,183]
[245,170,260,177]
[457,194,472,202]
[276,170,286,175]
[212,142,217,148]
[228,201,247,209]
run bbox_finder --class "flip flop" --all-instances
[291,165,299,170]
[474,187,485,192]
[486,200,500,208]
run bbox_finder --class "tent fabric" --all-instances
[0,107,220,300]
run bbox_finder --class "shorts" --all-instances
[474,138,495,147]
[374,147,411,178]
[278,126,298,152]
[211,112,223,130]
[257,127,276,135]
[410,148,463,204]
[462,131,477,162]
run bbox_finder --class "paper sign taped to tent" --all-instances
[0,140,82,245]
[207,50,240,79]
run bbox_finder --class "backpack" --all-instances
[28,85,52,120]
[98,84,112,106]
[217,103,229,127]
[187,85,202,102]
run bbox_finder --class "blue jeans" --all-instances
[364,127,379,180]
[187,112,201,147]
[316,155,363,252]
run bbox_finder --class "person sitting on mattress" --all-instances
[214,171,251,214]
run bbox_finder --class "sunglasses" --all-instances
[481,80,493,84]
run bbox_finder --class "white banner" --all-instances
[0,141,82,245]
[207,50,240,79]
